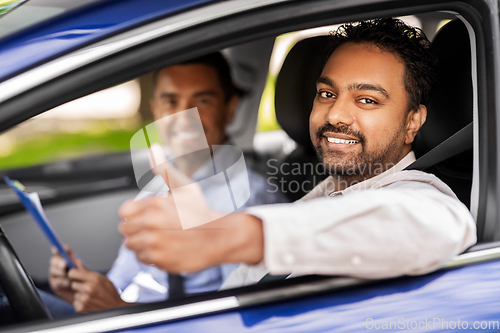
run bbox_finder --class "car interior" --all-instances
[0,2,483,329]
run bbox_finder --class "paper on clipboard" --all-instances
[4,176,76,269]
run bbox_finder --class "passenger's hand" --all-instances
[119,160,264,273]
[48,245,76,304]
[118,196,265,273]
[68,258,127,313]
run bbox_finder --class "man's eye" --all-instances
[318,91,334,99]
[359,98,378,105]
[161,98,176,107]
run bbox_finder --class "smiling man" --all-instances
[310,39,426,191]
[149,60,239,177]
[118,18,476,286]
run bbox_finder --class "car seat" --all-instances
[413,19,473,208]
[274,36,330,201]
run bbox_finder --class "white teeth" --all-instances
[176,132,201,139]
[327,137,358,144]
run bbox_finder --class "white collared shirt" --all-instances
[221,152,477,289]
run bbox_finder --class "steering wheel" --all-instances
[0,224,51,322]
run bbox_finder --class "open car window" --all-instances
[0,11,474,290]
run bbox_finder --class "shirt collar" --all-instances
[333,150,416,196]
[300,151,416,200]
[190,142,240,181]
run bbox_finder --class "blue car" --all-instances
[0,0,498,332]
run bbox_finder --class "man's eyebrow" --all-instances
[316,76,336,88]
[159,92,177,98]
[193,91,218,97]
[349,83,389,99]
[159,91,218,98]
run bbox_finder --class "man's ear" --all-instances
[225,94,239,125]
[405,104,427,145]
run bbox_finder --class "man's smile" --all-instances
[327,137,358,144]
[173,131,202,140]
[322,133,360,150]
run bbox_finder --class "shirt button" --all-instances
[283,253,295,265]
[351,255,362,266]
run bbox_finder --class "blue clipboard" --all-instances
[4,176,76,269]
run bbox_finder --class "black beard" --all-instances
[313,123,404,183]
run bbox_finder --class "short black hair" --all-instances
[151,52,243,102]
[326,18,438,112]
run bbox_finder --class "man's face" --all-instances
[310,42,420,183]
[150,64,235,155]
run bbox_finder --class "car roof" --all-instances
[0,0,216,82]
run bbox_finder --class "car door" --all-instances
[1,0,500,332]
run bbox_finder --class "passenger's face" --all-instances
[150,64,236,154]
[310,42,425,182]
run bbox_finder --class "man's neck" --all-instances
[174,138,229,177]
[175,154,209,177]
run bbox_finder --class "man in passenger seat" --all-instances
[48,53,286,314]
[119,19,476,288]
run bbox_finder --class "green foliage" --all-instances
[256,73,281,132]
[0,128,139,170]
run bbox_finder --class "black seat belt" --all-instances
[405,122,473,171]
[259,273,290,283]
[168,274,185,300]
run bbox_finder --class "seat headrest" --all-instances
[414,19,473,156]
[275,36,330,151]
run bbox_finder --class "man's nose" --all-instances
[174,104,198,126]
[325,96,355,126]
[175,99,195,113]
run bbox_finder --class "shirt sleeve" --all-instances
[107,243,144,292]
[245,182,477,279]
